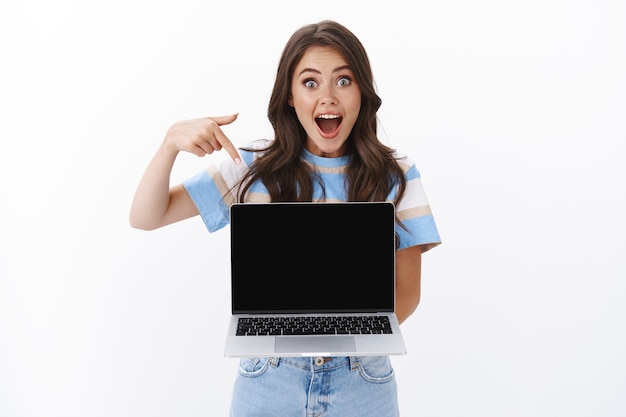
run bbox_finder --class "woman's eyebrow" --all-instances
[333,65,351,73]
[297,68,321,77]
[297,65,352,78]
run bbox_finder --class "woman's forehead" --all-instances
[294,46,349,70]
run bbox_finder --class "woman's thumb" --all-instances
[211,113,239,126]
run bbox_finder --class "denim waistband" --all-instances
[268,356,367,371]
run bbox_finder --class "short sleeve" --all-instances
[393,156,442,251]
[182,150,254,232]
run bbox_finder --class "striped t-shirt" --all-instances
[183,140,441,251]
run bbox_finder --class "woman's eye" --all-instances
[304,80,317,88]
[337,77,351,87]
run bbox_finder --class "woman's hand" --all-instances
[164,114,241,163]
[129,113,241,230]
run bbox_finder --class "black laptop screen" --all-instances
[229,202,396,314]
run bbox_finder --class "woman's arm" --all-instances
[129,114,240,230]
[395,244,423,324]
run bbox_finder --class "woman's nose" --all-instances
[319,85,337,105]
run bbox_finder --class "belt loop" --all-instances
[349,356,360,371]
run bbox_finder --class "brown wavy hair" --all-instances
[236,20,406,206]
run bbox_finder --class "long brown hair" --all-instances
[236,20,407,206]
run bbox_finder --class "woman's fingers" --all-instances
[210,113,239,127]
[208,114,241,163]
[166,114,241,163]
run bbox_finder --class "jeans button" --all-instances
[314,356,324,366]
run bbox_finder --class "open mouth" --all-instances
[315,114,343,135]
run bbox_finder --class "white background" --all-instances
[1,0,625,416]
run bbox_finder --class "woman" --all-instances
[130,19,441,417]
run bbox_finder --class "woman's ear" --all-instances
[287,95,294,107]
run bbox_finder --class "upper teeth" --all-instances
[317,114,340,119]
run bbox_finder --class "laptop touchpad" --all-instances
[275,336,356,354]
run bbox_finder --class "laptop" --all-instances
[224,201,407,357]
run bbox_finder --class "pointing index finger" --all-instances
[216,132,241,164]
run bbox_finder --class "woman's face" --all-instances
[288,46,361,158]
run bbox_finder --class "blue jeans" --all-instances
[230,356,399,417]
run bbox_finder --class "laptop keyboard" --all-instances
[236,315,393,336]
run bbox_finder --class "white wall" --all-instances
[1,1,624,416]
